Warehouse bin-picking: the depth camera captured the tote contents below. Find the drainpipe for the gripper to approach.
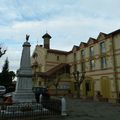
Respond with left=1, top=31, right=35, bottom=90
left=111, top=35, right=119, bottom=100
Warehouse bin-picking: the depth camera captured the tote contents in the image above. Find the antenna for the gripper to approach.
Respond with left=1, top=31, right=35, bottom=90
left=45, top=25, right=48, bottom=33
left=46, top=29, right=48, bottom=33
left=36, top=37, right=39, bottom=45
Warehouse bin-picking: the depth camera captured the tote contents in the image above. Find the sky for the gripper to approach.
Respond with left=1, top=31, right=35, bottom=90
left=0, top=0, right=120, bottom=73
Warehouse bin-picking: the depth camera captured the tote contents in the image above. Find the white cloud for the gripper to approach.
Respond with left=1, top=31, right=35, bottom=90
left=0, top=0, right=120, bottom=72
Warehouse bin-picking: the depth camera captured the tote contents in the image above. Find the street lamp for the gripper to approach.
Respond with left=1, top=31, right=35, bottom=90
left=73, top=71, right=85, bottom=98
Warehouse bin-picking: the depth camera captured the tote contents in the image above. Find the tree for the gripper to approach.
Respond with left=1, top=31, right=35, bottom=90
left=2, top=57, right=9, bottom=72
left=53, top=77, right=61, bottom=96
left=73, top=71, right=85, bottom=98
left=0, top=58, right=9, bottom=86
left=0, top=44, right=6, bottom=58
left=9, top=71, right=16, bottom=81
left=0, top=58, right=15, bottom=92
left=53, top=73, right=70, bottom=96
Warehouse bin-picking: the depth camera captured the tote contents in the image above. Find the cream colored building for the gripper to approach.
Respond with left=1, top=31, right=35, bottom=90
left=32, top=29, right=120, bottom=102
left=32, top=33, right=72, bottom=95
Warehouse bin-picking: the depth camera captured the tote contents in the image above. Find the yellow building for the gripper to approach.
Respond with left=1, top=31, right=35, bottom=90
left=32, top=29, right=120, bottom=102
left=32, top=33, right=72, bottom=95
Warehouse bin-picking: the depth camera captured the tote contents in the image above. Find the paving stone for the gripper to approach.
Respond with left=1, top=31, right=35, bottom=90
left=45, top=97, right=120, bottom=120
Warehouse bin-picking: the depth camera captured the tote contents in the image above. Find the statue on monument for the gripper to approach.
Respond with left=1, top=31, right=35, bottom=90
left=26, top=34, right=30, bottom=42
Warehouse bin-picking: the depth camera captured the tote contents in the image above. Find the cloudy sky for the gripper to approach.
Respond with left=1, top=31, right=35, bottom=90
left=0, top=0, right=120, bottom=72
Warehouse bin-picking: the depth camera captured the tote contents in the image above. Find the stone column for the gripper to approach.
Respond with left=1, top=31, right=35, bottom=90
left=13, top=40, right=35, bottom=103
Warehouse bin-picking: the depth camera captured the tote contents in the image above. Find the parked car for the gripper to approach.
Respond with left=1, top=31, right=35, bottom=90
left=32, top=86, right=48, bottom=95
left=0, top=86, right=6, bottom=95
left=32, top=87, right=50, bottom=103
left=3, top=92, right=13, bottom=98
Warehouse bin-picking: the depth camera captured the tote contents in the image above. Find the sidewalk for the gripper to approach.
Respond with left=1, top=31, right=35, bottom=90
left=47, top=97, right=120, bottom=120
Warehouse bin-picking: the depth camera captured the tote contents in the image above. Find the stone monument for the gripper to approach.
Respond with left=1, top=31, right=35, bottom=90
left=13, top=35, right=35, bottom=103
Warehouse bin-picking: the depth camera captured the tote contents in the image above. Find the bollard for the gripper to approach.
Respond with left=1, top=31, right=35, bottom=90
left=61, top=97, right=67, bottom=116
left=39, top=94, right=42, bottom=103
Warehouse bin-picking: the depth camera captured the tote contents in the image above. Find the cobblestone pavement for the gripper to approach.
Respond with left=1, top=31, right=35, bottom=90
left=47, top=97, right=120, bottom=120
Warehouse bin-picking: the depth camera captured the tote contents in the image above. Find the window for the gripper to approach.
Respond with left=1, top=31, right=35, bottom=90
left=81, top=62, right=85, bottom=72
left=39, top=81, right=41, bottom=86
left=81, top=50, right=85, bottom=72
left=101, top=57, right=107, bottom=69
left=90, top=46, right=94, bottom=57
left=33, top=52, right=38, bottom=60
left=57, top=56, right=59, bottom=61
left=100, top=42, right=107, bottom=69
left=81, top=50, right=84, bottom=58
left=90, top=59, right=95, bottom=70
left=74, top=64, right=77, bottom=72
left=73, top=53, right=77, bottom=72
left=100, top=42, right=106, bottom=53
left=89, top=46, right=95, bottom=70
left=74, top=53, right=76, bottom=61
left=85, top=81, right=91, bottom=96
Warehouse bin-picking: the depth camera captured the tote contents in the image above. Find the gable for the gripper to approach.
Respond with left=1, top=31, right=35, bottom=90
left=79, top=42, right=87, bottom=49
left=97, top=32, right=107, bottom=41
left=87, top=37, right=97, bottom=45
left=72, top=45, right=79, bottom=52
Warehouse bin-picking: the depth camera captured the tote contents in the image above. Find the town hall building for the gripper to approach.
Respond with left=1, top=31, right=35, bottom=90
left=31, top=29, right=120, bottom=103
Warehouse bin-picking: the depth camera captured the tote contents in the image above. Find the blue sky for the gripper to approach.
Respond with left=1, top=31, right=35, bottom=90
left=0, top=0, right=120, bottom=72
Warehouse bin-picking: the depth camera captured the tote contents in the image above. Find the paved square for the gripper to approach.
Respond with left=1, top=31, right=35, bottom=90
left=49, top=98, right=120, bottom=120
left=65, top=98, right=120, bottom=120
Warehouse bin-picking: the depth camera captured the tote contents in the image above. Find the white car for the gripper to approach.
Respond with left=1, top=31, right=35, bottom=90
left=0, top=86, right=6, bottom=95
left=3, top=92, right=13, bottom=98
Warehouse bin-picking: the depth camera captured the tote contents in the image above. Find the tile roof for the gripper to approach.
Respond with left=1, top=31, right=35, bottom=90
left=47, top=49, right=68, bottom=55
left=42, top=33, right=52, bottom=39
left=108, top=29, right=120, bottom=36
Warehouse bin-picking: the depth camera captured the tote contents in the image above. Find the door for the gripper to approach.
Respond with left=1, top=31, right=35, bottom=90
left=82, top=78, right=94, bottom=97
left=101, top=77, right=110, bottom=99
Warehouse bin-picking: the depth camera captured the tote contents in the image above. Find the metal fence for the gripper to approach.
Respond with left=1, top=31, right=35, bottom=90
left=0, top=99, right=62, bottom=120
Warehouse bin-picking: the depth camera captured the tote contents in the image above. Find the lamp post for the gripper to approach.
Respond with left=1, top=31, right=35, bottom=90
left=73, top=71, right=85, bottom=98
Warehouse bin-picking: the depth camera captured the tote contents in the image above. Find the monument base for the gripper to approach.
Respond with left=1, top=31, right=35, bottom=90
left=13, top=92, right=36, bottom=103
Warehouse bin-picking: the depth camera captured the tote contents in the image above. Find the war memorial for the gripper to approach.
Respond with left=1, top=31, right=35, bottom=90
left=0, top=35, right=66, bottom=120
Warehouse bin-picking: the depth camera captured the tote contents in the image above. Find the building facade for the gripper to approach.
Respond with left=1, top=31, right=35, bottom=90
left=32, top=29, right=120, bottom=102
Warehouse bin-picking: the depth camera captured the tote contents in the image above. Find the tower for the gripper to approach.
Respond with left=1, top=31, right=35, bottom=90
left=42, top=33, right=52, bottom=49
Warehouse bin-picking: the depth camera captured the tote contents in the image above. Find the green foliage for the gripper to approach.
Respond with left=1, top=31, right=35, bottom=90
left=0, top=58, right=16, bottom=92
left=2, top=57, right=9, bottom=72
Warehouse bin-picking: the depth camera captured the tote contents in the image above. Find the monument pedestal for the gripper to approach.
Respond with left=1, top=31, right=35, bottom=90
left=13, top=40, right=35, bottom=103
